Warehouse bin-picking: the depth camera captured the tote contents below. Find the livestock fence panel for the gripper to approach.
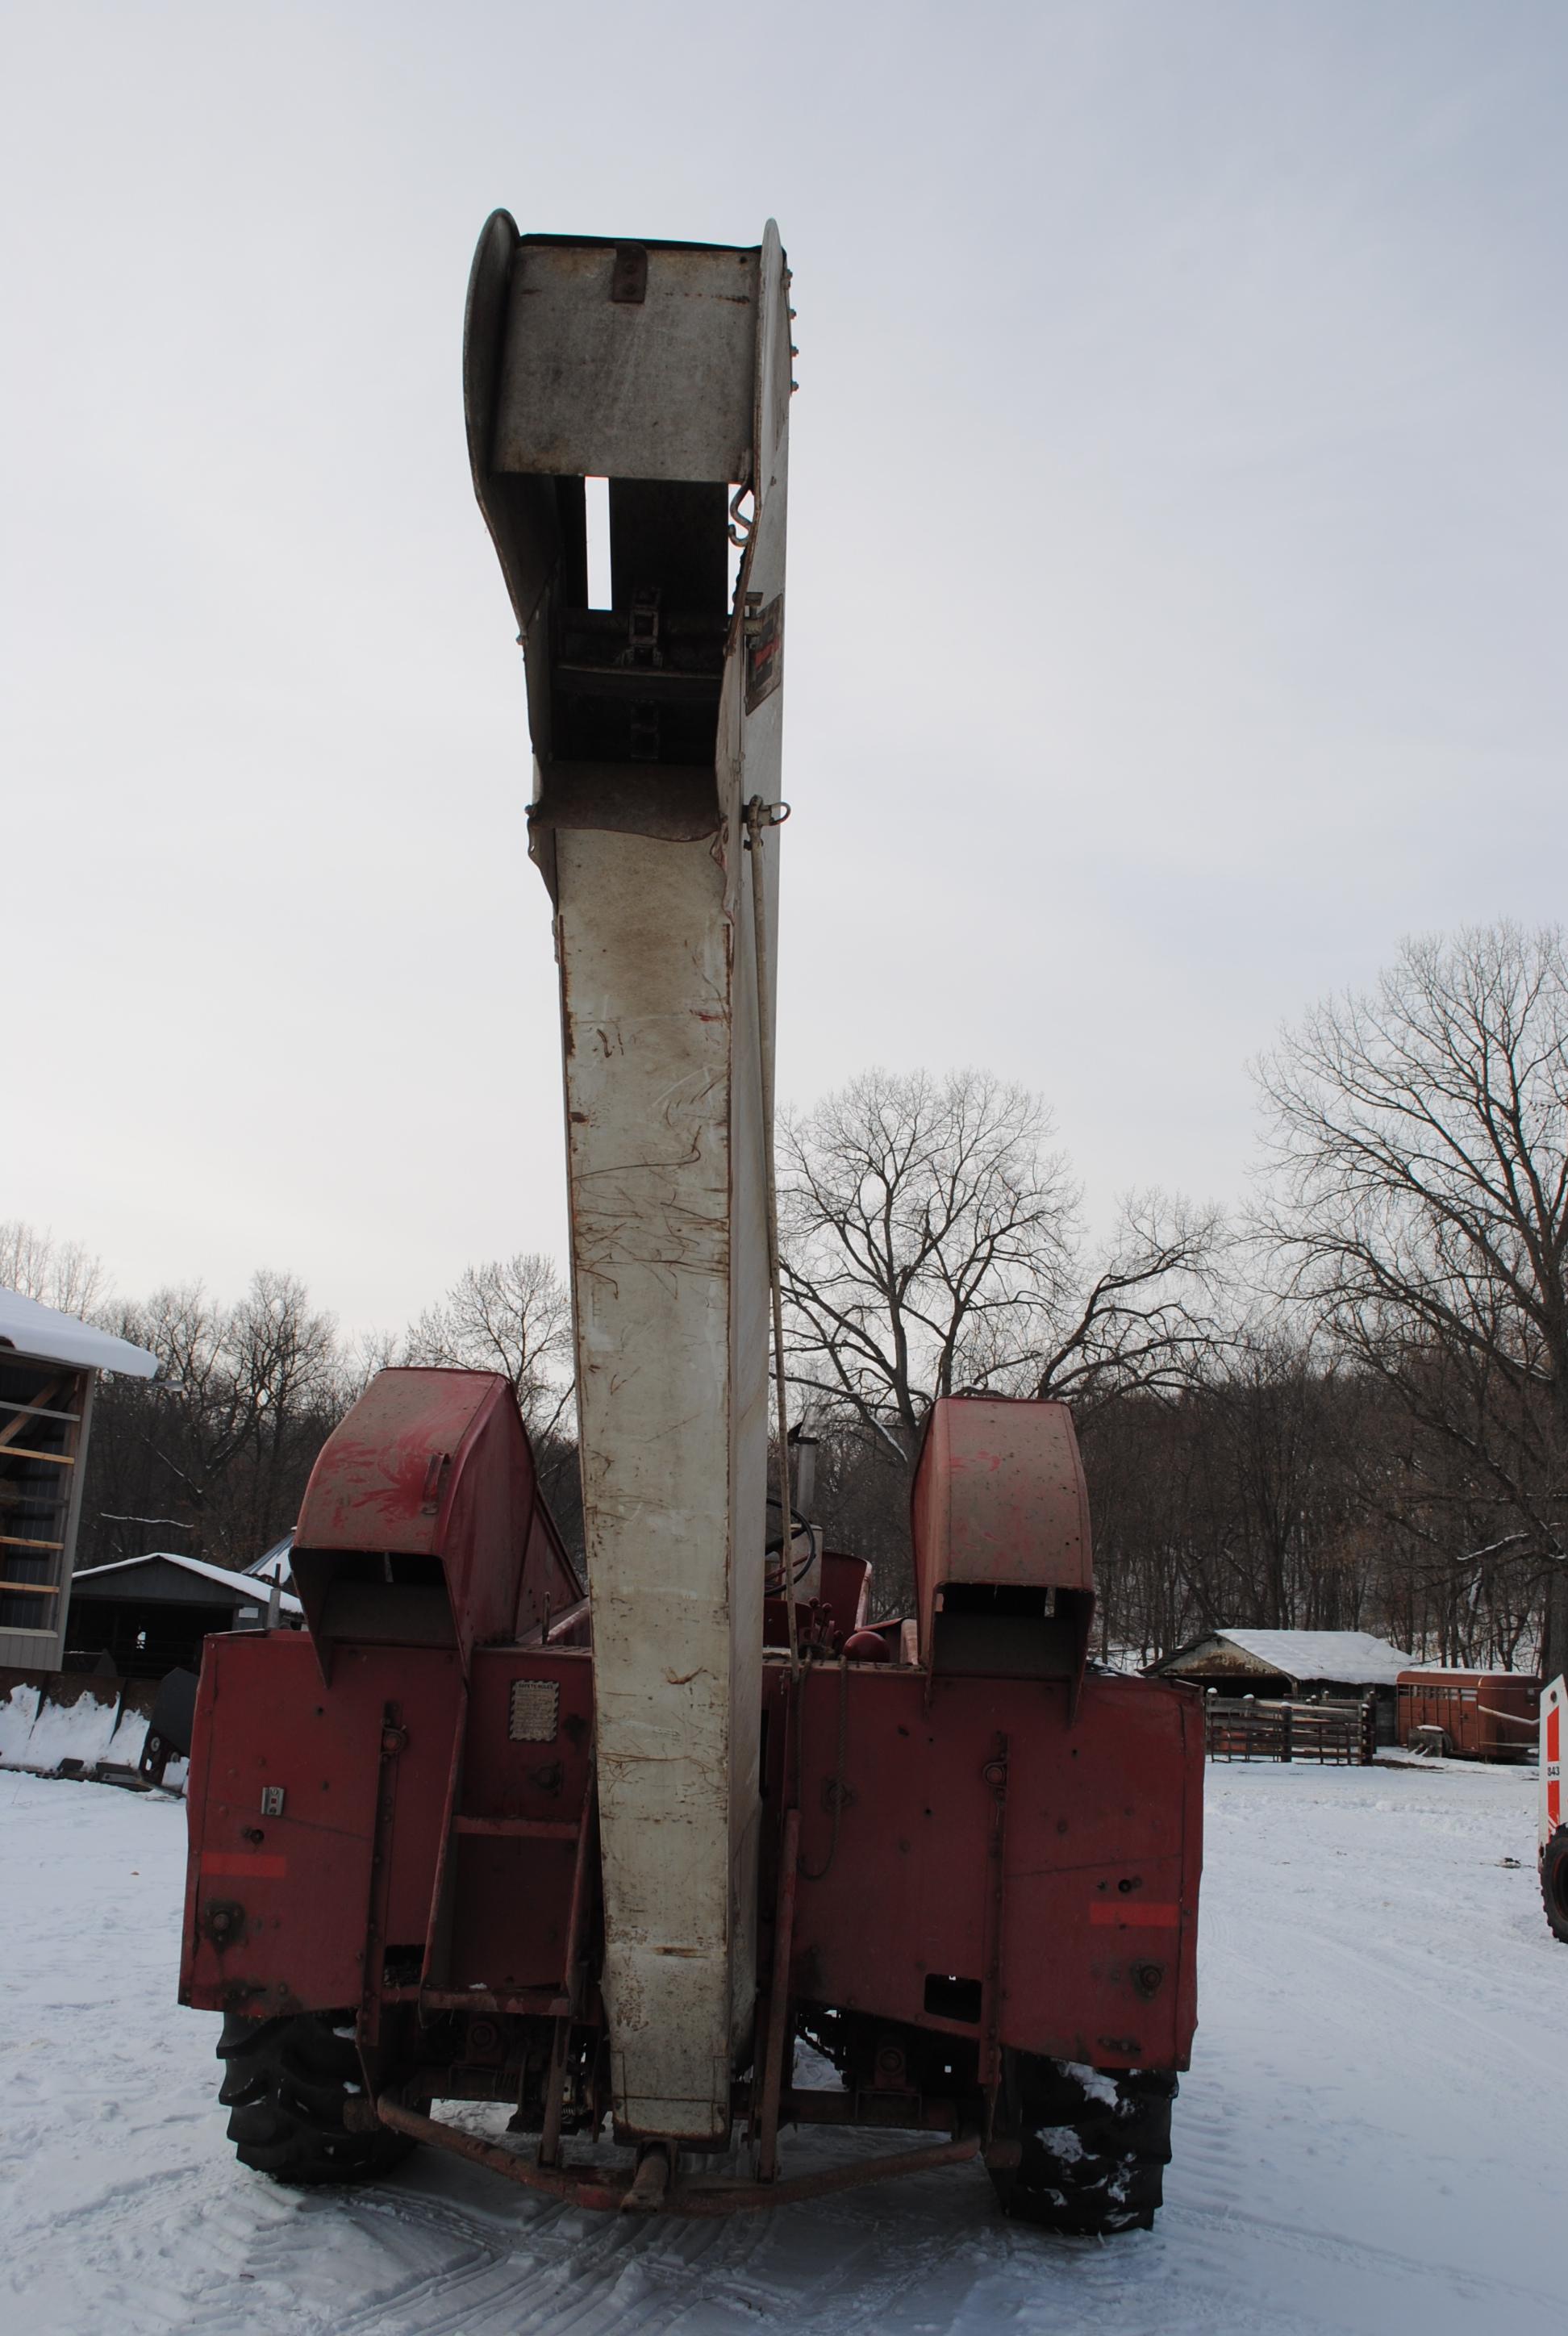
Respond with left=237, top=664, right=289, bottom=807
left=1203, top=1692, right=1376, bottom=1766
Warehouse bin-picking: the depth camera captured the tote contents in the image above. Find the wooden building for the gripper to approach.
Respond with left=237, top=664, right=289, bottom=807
left=0, top=1288, right=158, bottom=1671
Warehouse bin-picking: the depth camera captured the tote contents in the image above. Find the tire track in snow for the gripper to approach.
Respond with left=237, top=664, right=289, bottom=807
left=10, top=1770, right=1568, bottom=2336
left=1177, top=2197, right=1558, bottom=2316
left=9, top=2161, right=300, bottom=2336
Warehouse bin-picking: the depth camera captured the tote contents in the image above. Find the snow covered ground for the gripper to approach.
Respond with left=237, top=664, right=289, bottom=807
left=4, top=1757, right=1566, bottom=2335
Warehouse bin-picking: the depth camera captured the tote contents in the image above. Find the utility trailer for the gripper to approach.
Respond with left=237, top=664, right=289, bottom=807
left=1396, top=1667, right=1541, bottom=1762
left=181, top=215, right=1204, bottom=2227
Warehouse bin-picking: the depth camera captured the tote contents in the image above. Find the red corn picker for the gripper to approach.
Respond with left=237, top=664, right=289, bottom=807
left=180, top=216, right=1204, bottom=2228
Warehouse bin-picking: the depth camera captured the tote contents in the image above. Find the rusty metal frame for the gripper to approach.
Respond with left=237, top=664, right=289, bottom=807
left=753, top=1804, right=799, bottom=2181
left=369, top=2096, right=979, bottom=2214
left=537, top=1755, right=598, bottom=2167
left=357, top=1701, right=407, bottom=2047
left=417, top=1676, right=470, bottom=2007
left=978, top=1731, right=1010, bottom=2094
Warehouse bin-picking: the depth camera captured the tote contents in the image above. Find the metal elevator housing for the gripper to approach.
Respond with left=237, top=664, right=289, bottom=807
left=463, top=218, right=792, bottom=2141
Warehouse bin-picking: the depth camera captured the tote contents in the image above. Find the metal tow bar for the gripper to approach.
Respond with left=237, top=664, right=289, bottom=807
left=361, top=2097, right=982, bottom=2215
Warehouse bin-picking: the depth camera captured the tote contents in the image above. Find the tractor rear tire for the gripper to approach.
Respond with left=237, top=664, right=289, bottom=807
left=216, top=2012, right=416, bottom=2186
left=1542, top=1829, right=1568, bottom=1944
left=989, top=2056, right=1175, bottom=2234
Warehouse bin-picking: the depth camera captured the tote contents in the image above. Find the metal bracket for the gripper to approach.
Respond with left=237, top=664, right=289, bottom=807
left=610, top=244, right=648, bottom=304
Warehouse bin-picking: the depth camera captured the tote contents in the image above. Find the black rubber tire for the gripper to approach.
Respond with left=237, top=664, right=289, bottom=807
left=989, top=2056, right=1175, bottom=2234
left=1542, top=1829, right=1568, bottom=1944
left=216, top=2012, right=416, bottom=2186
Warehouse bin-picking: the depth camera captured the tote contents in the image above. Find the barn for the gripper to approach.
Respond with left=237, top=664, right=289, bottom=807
left=1150, top=1627, right=1416, bottom=1742
left=65, top=1551, right=304, bottom=1679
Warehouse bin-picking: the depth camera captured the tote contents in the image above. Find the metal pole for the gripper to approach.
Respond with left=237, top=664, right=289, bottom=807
left=746, top=796, right=799, bottom=1679
left=756, top=1804, right=800, bottom=2181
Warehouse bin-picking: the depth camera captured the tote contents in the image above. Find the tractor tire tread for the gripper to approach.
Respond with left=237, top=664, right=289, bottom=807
left=989, top=2057, right=1177, bottom=2237
left=1542, top=1828, right=1568, bottom=1944
left=215, top=2012, right=415, bottom=2188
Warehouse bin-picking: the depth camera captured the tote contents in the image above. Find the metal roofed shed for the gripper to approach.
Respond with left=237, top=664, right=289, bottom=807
left=0, top=1287, right=158, bottom=1670
left=66, top=1553, right=303, bottom=1679
left=1151, top=1629, right=1416, bottom=1749
left=1153, top=1629, right=1416, bottom=1693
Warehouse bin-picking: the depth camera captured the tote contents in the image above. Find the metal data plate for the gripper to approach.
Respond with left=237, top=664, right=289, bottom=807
left=509, top=1679, right=560, bottom=1742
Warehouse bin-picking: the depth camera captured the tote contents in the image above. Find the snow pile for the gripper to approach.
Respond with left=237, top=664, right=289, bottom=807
left=3, top=1760, right=1566, bottom=2334
left=0, top=1679, right=152, bottom=1775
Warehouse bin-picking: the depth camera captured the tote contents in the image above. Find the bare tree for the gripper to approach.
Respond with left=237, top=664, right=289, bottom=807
left=1255, top=921, right=1568, bottom=1672
left=402, top=1254, right=574, bottom=1440
left=776, top=1070, right=1220, bottom=1617
left=1021, top=1190, right=1223, bottom=1416
left=778, top=1070, right=1077, bottom=1459
left=780, top=1067, right=1220, bottom=1452
left=84, top=1271, right=346, bottom=1566
left=0, top=1220, right=110, bottom=1317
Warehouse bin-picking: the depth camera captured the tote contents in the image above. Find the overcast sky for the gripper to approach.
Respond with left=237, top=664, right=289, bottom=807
left=5, top=0, right=1566, bottom=1337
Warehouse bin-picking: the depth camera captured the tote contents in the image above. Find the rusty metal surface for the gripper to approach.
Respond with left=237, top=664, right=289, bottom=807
left=183, top=1628, right=1200, bottom=2075
left=765, top=1660, right=1202, bottom=2073
left=1396, top=1668, right=1541, bottom=1759
left=910, top=1397, right=1095, bottom=1681
left=181, top=1637, right=461, bottom=2015
left=754, top=1805, right=799, bottom=2180
left=912, top=1397, right=1093, bottom=1602
left=292, top=1370, right=579, bottom=1674
left=179, top=1637, right=594, bottom=2019
left=294, top=1371, right=503, bottom=1557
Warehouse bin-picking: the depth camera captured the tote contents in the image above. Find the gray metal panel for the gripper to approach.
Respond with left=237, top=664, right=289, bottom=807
left=68, top=1556, right=242, bottom=1609
left=51, top=1371, right=94, bottom=1666
left=0, top=1627, right=60, bottom=1669
left=493, top=241, right=759, bottom=484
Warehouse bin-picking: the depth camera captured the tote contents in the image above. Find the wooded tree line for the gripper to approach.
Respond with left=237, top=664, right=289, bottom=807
left=9, top=919, right=1566, bottom=1675
left=794, top=922, right=1568, bottom=1679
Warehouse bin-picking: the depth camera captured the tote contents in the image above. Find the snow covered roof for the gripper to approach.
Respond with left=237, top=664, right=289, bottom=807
left=1171, top=1628, right=1415, bottom=1685
left=0, top=1288, right=159, bottom=1379
left=71, top=1552, right=302, bottom=1616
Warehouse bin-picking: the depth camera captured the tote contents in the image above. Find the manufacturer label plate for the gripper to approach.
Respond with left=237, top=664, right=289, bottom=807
left=509, top=1679, right=560, bottom=1742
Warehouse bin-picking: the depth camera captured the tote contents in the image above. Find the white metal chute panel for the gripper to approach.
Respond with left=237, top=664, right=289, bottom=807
left=555, top=824, right=758, bottom=2136
left=494, top=239, right=760, bottom=485
left=464, top=215, right=791, bottom=2142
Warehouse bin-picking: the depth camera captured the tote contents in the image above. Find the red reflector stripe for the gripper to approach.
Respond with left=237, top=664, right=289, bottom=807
left=1089, top=1901, right=1180, bottom=1928
left=203, top=1852, right=287, bottom=1879
left=1549, top=1704, right=1562, bottom=1830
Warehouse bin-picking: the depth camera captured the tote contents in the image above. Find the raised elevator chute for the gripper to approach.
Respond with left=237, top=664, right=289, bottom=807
left=463, top=218, right=793, bottom=2142
left=175, top=211, right=1203, bottom=2238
